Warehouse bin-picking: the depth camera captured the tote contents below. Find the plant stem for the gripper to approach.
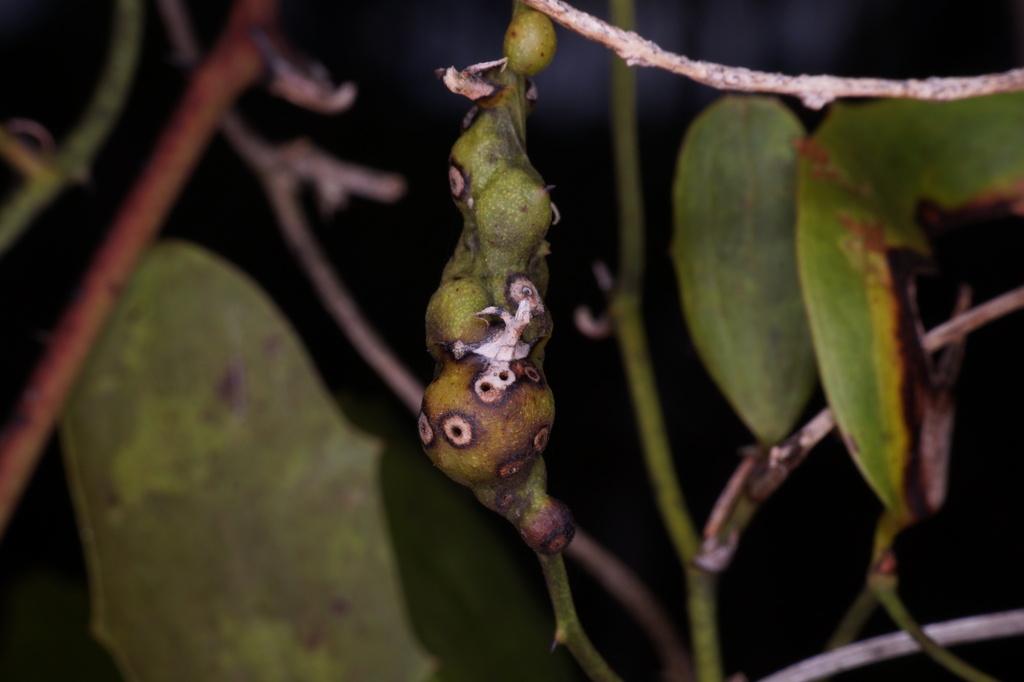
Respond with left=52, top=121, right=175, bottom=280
left=824, top=586, right=877, bottom=652
left=518, top=0, right=1024, bottom=109
left=684, top=566, right=721, bottom=681
left=870, top=517, right=1001, bottom=682
left=606, top=0, right=720, bottom=679
left=607, top=0, right=698, bottom=580
left=570, top=528, right=694, bottom=682
left=872, top=577, right=1001, bottom=682
left=539, top=554, right=624, bottom=682
left=0, top=0, right=143, bottom=258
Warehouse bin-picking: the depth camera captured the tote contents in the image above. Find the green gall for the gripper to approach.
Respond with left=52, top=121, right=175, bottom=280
left=425, top=277, right=491, bottom=358
left=419, top=358, right=554, bottom=488
left=424, top=17, right=570, bottom=554
left=504, top=9, right=557, bottom=76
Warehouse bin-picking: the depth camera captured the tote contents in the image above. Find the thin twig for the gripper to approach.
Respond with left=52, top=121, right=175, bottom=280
left=0, top=122, right=53, bottom=179
left=756, top=609, right=1024, bottom=682
left=701, top=453, right=756, bottom=543
left=766, top=282, right=1024, bottom=483
left=924, top=283, right=1024, bottom=352
left=158, top=0, right=419, bottom=413
left=518, top=0, right=1024, bottom=109
left=220, top=114, right=423, bottom=414
left=570, top=528, right=694, bottom=682
left=0, top=0, right=277, bottom=538
left=540, top=554, right=624, bottom=682
left=606, top=0, right=718, bottom=678
left=869, top=527, right=1001, bottom=682
left=0, top=0, right=143, bottom=258
left=823, top=586, right=877, bottom=653
left=698, top=282, right=1024, bottom=570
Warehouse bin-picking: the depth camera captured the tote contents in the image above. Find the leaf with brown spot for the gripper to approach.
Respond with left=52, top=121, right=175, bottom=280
left=798, top=93, right=1024, bottom=527
left=61, top=240, right=433, bottom=681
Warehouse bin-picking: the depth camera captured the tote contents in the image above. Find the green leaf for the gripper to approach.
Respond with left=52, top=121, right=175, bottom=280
left=797, top=93, right=1024, bottom=526
left=61, top=240, right=434, bottom=682
left=360, top=400, right=581, bottom=682
left=672, top=95, right=816, bottom=446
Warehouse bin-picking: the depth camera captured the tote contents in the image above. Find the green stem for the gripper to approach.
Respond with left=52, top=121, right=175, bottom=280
left=607, top=0, right=698, bottom=580
left=684, top=566, right=721, bottom=681
left=870, top=517, right=1001, bottom=682
left=539, top=554, right=624, bottom=682
left=606, top=1, right=720, bottom=680
left=0, top=0, right=144, bottom=258
left=824, top=585, right=877, bottom=652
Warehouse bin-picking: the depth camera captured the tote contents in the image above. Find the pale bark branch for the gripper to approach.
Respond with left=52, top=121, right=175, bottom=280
left=755, top=608, right=1024, bottom=682
left=519, top=0, right=1024, bottom=109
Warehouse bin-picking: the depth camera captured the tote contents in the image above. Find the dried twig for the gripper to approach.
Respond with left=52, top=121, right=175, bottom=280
left=755, top=608, right=1024, bottom=682
left=698, top=283, right=1024, bottom=569
left=519, top=0, right=1024, bottom=109
left=220, top=114, right=422, bottom=413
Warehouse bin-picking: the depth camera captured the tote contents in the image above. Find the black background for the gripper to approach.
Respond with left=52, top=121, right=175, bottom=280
left=1, top=0, right=1023, bottom=680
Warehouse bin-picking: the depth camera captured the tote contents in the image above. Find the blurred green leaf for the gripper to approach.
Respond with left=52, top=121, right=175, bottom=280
left=61, top=240, right=433, bottom=682
left=0, top=570, right=123, bottom=682
left=344, top=395, right=581, bottom=682
left=797, top=93, right=1024, bottom=525
left=672, top=95, right=816, bottom=447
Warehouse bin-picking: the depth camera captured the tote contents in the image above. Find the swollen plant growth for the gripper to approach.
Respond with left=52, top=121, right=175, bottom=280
left=419, top=7, right=572, bottom=556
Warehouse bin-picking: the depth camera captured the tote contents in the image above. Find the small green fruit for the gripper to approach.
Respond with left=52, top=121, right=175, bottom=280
left=504, top=9, right=557, bottom=76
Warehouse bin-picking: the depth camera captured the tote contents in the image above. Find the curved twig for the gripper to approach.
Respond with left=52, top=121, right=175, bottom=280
left=571, top=528, right=693, bottom=682
left=220, top=114, right=421, bottom=413
left=519, top=0, right=1024, bottom=109
left=540, top=554, right=624, bottom=682
left=0, top=0, right=143, bottom=258
left=699, top=282, right=1024, bottom=570
left=766, top=282, right=1024, bottom=482
left=756, top=609, right=1024, bottom=682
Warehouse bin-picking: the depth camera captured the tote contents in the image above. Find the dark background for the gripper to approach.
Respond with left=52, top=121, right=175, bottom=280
left=1, top=0, right=1023, bottom=679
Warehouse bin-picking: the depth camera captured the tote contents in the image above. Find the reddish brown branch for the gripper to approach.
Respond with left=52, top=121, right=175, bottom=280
left=0, top=0, right=280, bottom=537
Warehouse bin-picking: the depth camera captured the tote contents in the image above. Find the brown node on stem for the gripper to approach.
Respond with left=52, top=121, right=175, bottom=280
left=520, top=497, right=575, bottom=555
